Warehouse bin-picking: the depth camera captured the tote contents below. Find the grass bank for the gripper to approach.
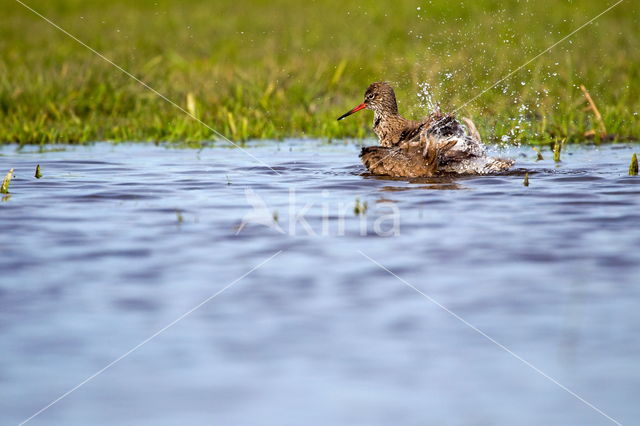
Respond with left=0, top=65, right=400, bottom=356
left=1, top=0, right=638, bottom=145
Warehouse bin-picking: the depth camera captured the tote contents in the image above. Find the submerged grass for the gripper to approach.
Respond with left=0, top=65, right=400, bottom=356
left=1, top=169, right=14, bottom=194
left=553, top=139, right=563, bottom=162
left=532, top=147, right=544, bottom=161
left=1, top=0, right=639, bottom=145
left=354, top=198, right=368, bottom=216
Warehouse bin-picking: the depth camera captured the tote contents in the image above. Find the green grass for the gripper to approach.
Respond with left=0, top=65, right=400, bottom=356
left=1, top=169, right=14, bottom=194
left=1, top=0, right=639, bottom=145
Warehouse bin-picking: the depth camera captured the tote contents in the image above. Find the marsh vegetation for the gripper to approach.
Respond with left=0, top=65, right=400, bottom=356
left=1, top=0, right=638, bottom=144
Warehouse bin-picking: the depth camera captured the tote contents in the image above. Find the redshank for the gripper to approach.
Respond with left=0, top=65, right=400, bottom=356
left=337, top=82, right=513, bottom=177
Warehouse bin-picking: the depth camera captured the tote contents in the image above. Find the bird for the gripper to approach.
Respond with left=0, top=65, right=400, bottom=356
left=360, top=133, right=458, bottom=178
left=337, top=81, right=513, bottom=177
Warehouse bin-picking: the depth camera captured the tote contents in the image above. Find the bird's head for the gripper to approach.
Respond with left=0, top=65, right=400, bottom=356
left=337, top=81, right=399, bottom=121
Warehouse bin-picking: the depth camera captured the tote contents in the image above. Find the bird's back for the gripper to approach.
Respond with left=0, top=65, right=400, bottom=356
left=360, top=145, right=433, bottom=178
left=374, top=115, right=424, bottom=147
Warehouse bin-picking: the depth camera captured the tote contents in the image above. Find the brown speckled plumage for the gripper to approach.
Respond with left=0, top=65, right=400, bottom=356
left=361, top=134, right=458, bottom=178
left=351, top=82, right=463, bottom=147
left=338, top=81, right=515, bottom=177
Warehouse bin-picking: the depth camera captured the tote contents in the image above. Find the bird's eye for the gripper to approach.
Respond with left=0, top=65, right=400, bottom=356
left=365, top=93, right=374, bottom=101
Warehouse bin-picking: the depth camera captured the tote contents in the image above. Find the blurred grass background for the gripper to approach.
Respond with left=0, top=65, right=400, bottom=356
left=1, top=0, right=638, bottom=145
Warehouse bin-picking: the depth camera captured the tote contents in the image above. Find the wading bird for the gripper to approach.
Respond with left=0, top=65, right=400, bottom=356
left=338, top=82, right=513, bottom=177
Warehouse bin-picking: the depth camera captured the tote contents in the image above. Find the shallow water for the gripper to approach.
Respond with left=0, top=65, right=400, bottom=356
left=1, top=141, right=639, bottom=426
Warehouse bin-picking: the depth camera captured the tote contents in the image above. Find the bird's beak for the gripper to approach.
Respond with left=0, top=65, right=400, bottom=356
left=337, top=103, right=367, bottom=121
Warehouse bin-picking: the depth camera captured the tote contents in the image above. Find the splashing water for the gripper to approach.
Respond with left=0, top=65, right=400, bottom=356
left=505, top=103, right=533, bottom=145
left=417, top=81, right=439, bottom=113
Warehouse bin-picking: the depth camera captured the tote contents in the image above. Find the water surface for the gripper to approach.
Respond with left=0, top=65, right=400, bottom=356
left=1, top=141, right=639, bottom=426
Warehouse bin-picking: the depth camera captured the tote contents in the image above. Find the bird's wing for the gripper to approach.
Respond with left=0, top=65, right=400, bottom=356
left=397, top=121, right=426, bottom=144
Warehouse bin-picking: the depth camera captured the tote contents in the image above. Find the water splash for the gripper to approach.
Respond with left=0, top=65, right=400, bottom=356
left=417, top=81, right=439, bottom=113
left=500, top=103, right=531, bottom=145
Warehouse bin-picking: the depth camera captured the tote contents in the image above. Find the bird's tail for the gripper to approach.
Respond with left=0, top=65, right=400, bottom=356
left=461, top=117, right=482, bottom=143
left=422, top=134, right=458, bottom=175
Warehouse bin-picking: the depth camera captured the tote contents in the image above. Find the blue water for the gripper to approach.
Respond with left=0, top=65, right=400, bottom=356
left=1, top=141, right=639, bottom=426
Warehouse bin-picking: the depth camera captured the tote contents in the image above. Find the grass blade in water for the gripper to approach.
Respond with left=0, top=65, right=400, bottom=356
left=354, top=197, right=368, bottom=215
left=1, top=169, right=14, bottom=194
left=630, top=153, right=639, bottom=176
left=553, top=140, right=562, bottom=163
left=532, top=147, right=544, bottom=161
